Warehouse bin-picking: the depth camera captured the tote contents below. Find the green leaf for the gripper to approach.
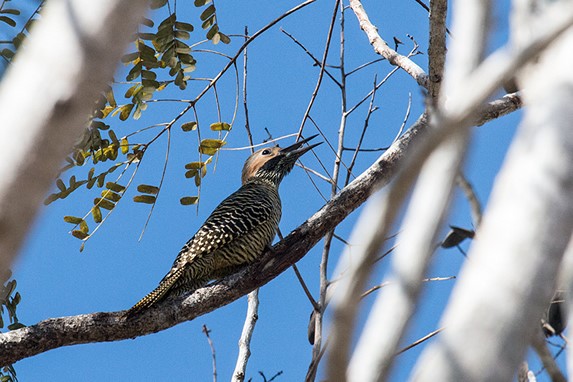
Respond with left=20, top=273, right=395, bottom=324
left=220, top=33, right=231, bottom=44
left=121, top=52, right=139, bottom=63
left=210, top=122, right=231, bottom=131
left=101, top=190, right=121, bottom=202
left=79, top=220, right=89, bottom=234
left=142, top=18, right=155, bottom=28
left=202, top=16, right=215, bottom=30
left=185, top=161, right=206, bottom=169
left=63, top=216, right=84, bottom=225
left=175, top=21, right=194, bottom=32
left=175, top=30, right=190, bottom=40
left=0, top=9, right=21, bottom=15
left=206, top=24, right=219, bottom=40
left=200, top=5, right=216, bottom=21
left=0, top=16, right=16, bottom=27
left=108, top=130, right=119, bottom=145
left=181, top=121, right=197, bottom=131
left=138, top=32, right=156, bottom=41
left=150, top=0, right=168, bottom=9
left=106, top=182, right=126, bottom=193
left=126, top=62, right=142, bottom=81
left=133, top=195, right=157, bottom=204
left=1, top=48, right=14, bottom=59
left=137, top=184, right=160, bottom=195
left=185, top=169, right=198, bottom=178
left=71, top=230, right=89, bottom=240
left=119, top=104, right=134, bottom=121
left=199, top=139, right=226, bottom=155
left=56, top=179, right=66, bottom=192
left=194, top=0, right=208, bottom=6
left=7, top=322, right=25, bottom=330
left=44, top=193, right=59, bottom=205
left=180, top=196, right=199, bottom=205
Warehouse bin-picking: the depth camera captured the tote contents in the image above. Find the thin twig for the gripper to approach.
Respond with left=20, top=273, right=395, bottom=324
left=295, top=163, right=333, bottom=184
left=307, top=2, right=346, bottom=380
left=242, top=26, right=254, bottom=152
left=395, top=327, right=444, bottom=356
left=344, top=76, right=379, bottom=186
left=296, top=0, right=341, bottom=138
left=280, top=28, right=343, bottom=88
left=202, top=325, right=218, bottom=382
left=293, top=264, right=319, bottom=310
left=456, top=173, right=483, bottom=227
left=346, top=58, right=385, bottom=76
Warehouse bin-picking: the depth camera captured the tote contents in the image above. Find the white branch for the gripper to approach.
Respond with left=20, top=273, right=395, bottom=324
left=347, top=129, right=469, bottom=382
left=412, top=23, right=573, bottom=382
left=232, top=289, right=259, bottom=382
left=0, top=0, right=149, bottom=273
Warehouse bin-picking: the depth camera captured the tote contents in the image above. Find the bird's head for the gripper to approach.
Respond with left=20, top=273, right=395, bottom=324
left=241, top=134, right=321, bottom=185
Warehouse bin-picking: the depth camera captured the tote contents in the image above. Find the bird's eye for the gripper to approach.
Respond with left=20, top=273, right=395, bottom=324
left=262, top=149, right=271, bottom=155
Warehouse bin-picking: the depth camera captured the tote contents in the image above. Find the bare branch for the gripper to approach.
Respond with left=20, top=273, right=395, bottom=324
left=232, top=290, right=259, bottom=382
left=456, top=173, right=483, bottom=227
left=531, top=329, right=566, bottom=382
left=413, top=21, right=573, bottom=382
left=202, top=325, right=218, bottom=382
left=428, top=0, right=447, bottom=99
left=348, top=0, right=429, bottom=88
left=395, top=327, right=444, bottom=356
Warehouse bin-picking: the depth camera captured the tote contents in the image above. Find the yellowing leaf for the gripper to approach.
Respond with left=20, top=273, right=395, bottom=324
left=71, top=230, right=89, bottom=240
left=180, top=196, right=199, bottom=205
left=199, top=139, right=226, bottom=155
left=63, top=216, right=83, bottom=224
left=210, top=122, right=231, bottom=131
left=105, top=182, right=126, bottom=193
left=137, top=184, right=160, bottom=195
left=181, top=121, right=198, bottom=131
left=133, top=195, right=157, bottom=204
left=94, top=198, right=115, bottom=210
left=92, top=206, right=102, bottom=223
left=185, top=161, right=205, bottom=169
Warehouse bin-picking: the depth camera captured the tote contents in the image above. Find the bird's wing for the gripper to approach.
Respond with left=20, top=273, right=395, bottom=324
left=168, top=182, right=277, bottom=272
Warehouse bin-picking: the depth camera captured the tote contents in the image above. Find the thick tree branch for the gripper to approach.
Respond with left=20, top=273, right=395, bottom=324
left=0, top=95, right=520, bottom=367
left=428, top=0, right=447, bottom=99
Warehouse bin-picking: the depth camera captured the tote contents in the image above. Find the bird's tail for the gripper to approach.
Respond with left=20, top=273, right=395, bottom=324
left=124, top=267, right=186, bottom=318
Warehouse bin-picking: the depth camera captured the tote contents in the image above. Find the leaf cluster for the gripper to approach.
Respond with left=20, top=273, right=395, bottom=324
left=0, top=272, right=23, bottom=382
left=0, top=0, right=41, bottom=65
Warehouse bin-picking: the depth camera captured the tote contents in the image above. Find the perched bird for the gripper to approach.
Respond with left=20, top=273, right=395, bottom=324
left=126, top=135, right=320, bottom=317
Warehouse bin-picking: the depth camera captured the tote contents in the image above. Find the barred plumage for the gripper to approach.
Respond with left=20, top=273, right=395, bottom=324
left=126, top=135, right=320, bottom=317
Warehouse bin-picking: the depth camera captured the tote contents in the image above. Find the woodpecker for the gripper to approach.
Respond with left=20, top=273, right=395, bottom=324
left=126, top=135, right=320, bottom=317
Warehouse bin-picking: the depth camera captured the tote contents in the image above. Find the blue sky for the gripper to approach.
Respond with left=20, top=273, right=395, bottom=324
left=6, top=0, right=563, bottom=381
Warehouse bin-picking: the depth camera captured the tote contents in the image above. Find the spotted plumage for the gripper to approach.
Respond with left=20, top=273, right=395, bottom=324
left=125, top=135, right=320, bottom=317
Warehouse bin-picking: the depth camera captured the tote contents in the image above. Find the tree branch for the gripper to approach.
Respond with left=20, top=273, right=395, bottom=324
left=0, top=95, right=520, bottom=367
left=349, top=0, right=429, bottom=88
left=0, top=0, right=149, bottom=274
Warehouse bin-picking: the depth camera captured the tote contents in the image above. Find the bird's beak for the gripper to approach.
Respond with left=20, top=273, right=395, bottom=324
left=280, top=134, right=322, bottom=157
